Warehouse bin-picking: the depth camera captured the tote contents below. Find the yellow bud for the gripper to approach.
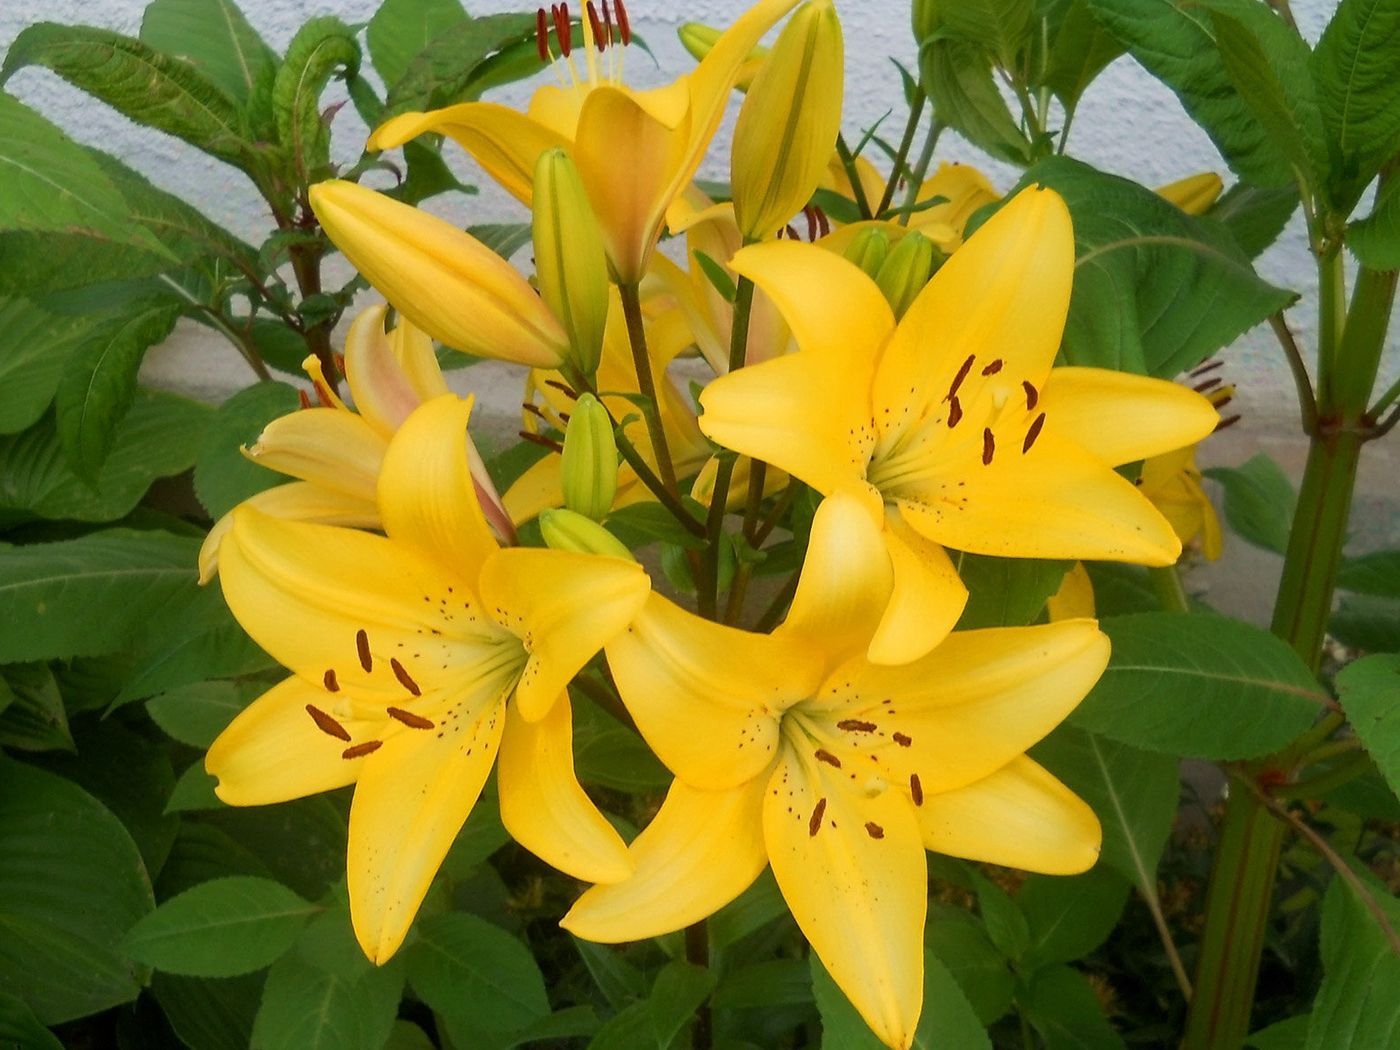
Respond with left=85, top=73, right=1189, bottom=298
left=533, top=149, right=611, bottom=379
left=309, top=180, right=567, bottom=368
left=730, top=0, right=844, bottom=241
left=678, top=22, right=768, bottom=90
left=1155, top=172, right=1224, bottom=216
left=539, top=509, right=634, bottom=561
left=841, top=226, right=890, bottom=278
left=560, top=393, right=618, bottom=521
left=875, top=231, right=938, bottom=319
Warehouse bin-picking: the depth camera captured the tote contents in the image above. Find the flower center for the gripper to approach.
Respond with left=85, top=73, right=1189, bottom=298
left=535, top=1, right=634, bottom=96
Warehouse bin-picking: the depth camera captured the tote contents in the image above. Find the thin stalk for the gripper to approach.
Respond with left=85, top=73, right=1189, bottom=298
left=1314, top=247, right=1345, bottom=406
left=876, top=90, right=927, bottom=218
left=1273, top=750, right=1369, bottom=801
left=287, top=240, right=338, bottom=390
left=1269, top=314, right=1319, bottom=435
left=741, top=462, right=768, bottom=542
left=1141, top=885, right=1194, bottom=1002
left=1332, top=268, right=1399, bottom=416
left=1372, top=374, right=1400, bottom=417
left=618, top=282, right=681, bottom=496
left=835, top=133, right=875, bottom=220
left=898, top=120, right=943, bottom=227
left=750, top=479, right=798, bottom=549
left=685, top=923, right=713, bottom=1050
left=606, top=417, right=707, bottom=538
left=1149, top=565, right=1189, bottom=614
left=724, top=562, right=753, bottom=626
left=755, top=571, right=800, bottom=631
left=156, top=276, right=272, bottom=382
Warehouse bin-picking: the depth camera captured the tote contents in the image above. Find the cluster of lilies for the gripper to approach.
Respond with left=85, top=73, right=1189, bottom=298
left=197, top=1, right=1223, bottom=1044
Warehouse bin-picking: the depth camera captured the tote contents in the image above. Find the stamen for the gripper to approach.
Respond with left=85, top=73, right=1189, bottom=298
left=804, top=206, right=818, bottom=242
left=298, top=389, right=313, bottom=410
left=1023, top=412, right=1046, bottom=454
left=613, top=0, right=631, bottom=44
left=946, top=354, right=975, bottom=401
left=536, top=8, right=550, bottom=62
left=356, top=628, right=373, bottom=672
left=864, top=821, right=885, bottom=839
left=305, top=704, right=351, bottom=741
left=808, top=797, right=827, bottom=836
left=947, top=396, right=963, bottom=429
left=323, top=669, right=340, bottom=692
left=982, top=428, right=996, bottom=465
left=814, top=749, right=842, bottom=768
left=1191, top=359, right=1224, bottom=377
left=387, top=706, right=435, bottom=729
left=544, top=379, right=579, bottom=399
left=520, top=430, right=564, bottom=453
left=892, top=732, right=912, bottom=748
left=837, top=719, right=877, bottom=733
left=390, top=657, right=422, bottom=697
left=553, top=3, right=572, bottom=58
left=909, top=772, right=924, bottom=806
left=1194, top=376, right=1223, bottom=393
left=980, top=358, right=1004, bottom=377
left=1216, top=413, right=1242, bottom=431
left=586, top=2, right=606, bottom=50
left=813, top=206, right=831, bottom=239
left=602, top=0, right=615, bottom=44
left=342, top=740, right=383, bottom=759
left=1022, top=380, right=1039, bottom=411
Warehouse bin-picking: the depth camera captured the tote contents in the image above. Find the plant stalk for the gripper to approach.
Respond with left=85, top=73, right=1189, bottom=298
left=618, top=282, right=682, bottom=497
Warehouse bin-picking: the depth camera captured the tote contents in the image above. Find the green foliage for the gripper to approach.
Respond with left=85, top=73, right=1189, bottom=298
left=1040, top=0, right=1126, bottom=108
left=1021, top=965, right=1128, bottom=1048
left=1302, top=877, right=1400, bottom=1048
left=0, top=664, right=71, bottom=752
left=367, top=0, right=468, bottom=86
left=1018, top=867, right=1132, bottom=971
left=1207, top=181, right=1299, bottom=258
left=940, top=0, right=1033, bottom=70
left=919, top=37, right=1033, bottom=165
left=194, top=381, right=300, bottom=519
left=955, top=554, right=1071, bottom=628
left=140, top=0, right=279, bottom=117
left=383, top=13, right=539, bottom=115
left=1348, top=176, right=1400, bottom=269
left=272, top=17, right=361, bottom=181
left=1204, top=452, right=1297, bottom=554
left=1335, top=654, right=1400, bottom=798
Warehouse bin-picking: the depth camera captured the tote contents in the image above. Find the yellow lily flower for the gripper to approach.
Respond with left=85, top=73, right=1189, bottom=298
left=199, top=306, right=513, bottom=582
left=365, top=0, right=800, bottom=283
left=207, top=394, right=649, bottom=964
left=698, top=186, right=1220, bottom=662
left=564, top=490, right=1106, bottom=1049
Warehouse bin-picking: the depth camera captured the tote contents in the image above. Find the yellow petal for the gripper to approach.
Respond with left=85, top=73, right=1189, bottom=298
left=246, top=407, right=385, bottom=502
left=604, top=594, right=817, bottom=789
left=911, top=162, right=1000, bottom=245
left=309, top=181, right=566, bottom=367
left=871, top=510, right=968, bottom=664
left=915, top=756, right=1101, bottom=875
left=480, top=547, right=650, bottom=722
left=206, top=676, right=377, bottom=805
left=1046, top=562, right=1096, bottom=621
left=390, top=318, right=449, bottom=403
left=1155, top=172, right=1223, bottom=216
left=561, top=775, right=770, bottom=942
left=368, top=102, right=566, bottom=207
left=503, top=453, right=565, bottom=526
left=378, top=394, right=500, bottom=582
left=198, top=482, right=381, bottom=585
left=1040, top=367, right=1219, bottom=467
left=497, top=692, right=632, bottom=883
left=348, top=686, right=508, bottom=963
left=343, top=305, right=424, bottom=436
left=764, top=748, right=925, bottom=1050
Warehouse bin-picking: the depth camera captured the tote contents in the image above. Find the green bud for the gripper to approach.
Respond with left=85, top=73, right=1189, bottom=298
left=560, top=393, right=618, bottom=521
left=841, top=227, right=891, bottom=279
left=875, top=231, right=938, bottom=319
left=539, top=509, right=634, bottom=561
left=533, top=148, right=610, bottom=379
left=912, top=0, right=940, bottom=42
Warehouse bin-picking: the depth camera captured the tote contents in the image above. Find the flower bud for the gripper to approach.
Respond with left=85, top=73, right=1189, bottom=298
left=539, top=509, right=634, bottom=560
left=874, top=231, right=938, bottom=319
left=841, top=226, right=890, bottom=278
left=1156, top=172, right=1224, bottom=216
left=560, top=393, right=618, bottom=521
left=678, top=22, right=767, bottom=90
left=532, top=149, right=611, bottom=379
left=730, top=0, right=844, bottom=241
left=912, top=0, right=940, bottom=42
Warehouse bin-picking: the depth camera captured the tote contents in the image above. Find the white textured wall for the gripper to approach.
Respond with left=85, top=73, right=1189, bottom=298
left=1, top=0, right=1388, bottom=430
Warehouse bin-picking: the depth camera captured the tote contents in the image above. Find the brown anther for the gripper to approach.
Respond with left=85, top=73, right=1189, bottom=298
left=1193, top=376, right=1223, bottom=393
left=864, top=821, right=885, bottom=839
left=387, top=706, right=435, bottom=730
left=390, top=657, right=421, bottom=697
left=520, top=430, right=565, bottom=453
left=1216, top=413, right=1242, bottom=431
left=522, top=402, right=551, bottom=422
left=1191, top=359, right=1224, bottom=377
left=813, top=206, right=831, bottom=239
left=837, top=719, right=878, bottom=733
left=602, top=0, right=615, bottom=44
left=586, top=1, right=606, bottom=49
left=342, top=740, right=383, bottom=759
left=892, top=732, right=912, bottom=748
left=1022, top=380, right=1039, bottom=411
left=783, top=223, right=800, bottom=240
left=946, top=354, right=975, bottom=401
left=814, top=749, right=842, bottom=768
left=980, top=358, right=1004, bottom=377
left=947, top=396, right=963, bottom=429
left=536, top=8, right=550, bottom=61
left=305, top=704, right=351, bottom=741
left=553, top=3, right=572, bottom=57
left=808, top=797, right=827, bottom=836
left=982, top=427, right=996, bottom=465
left=613, top=0, right=631, bottom=44
left=909, top=773, right=924, bottom=806
left=298, top=389, right=313, bottom=410
left=355, top=628, right=373, bottom=672
left=804, top=206, right=818, bottom=242
left=544, top=379, right=579, bottom=399
left=1214, top=394, right=1235, bottom=412
left=333, top=353, right=346, bottom=375
left=1023, top=412, right=1046, bottom=454
left=323, top=669, right=340, bottom=693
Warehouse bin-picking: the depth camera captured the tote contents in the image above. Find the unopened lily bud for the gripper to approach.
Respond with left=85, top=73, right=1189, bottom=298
left=1156, top=172, right=1224, bottom=216
left=533, top=149, right=610, bottom=379
left=678, top=22, right=768, bottom=90
left=730, top=0, right=844, bottom=241
left=842, top=226, right=890, bottom=279
left=560, top=393, right=618, bottom=521
left=309, top=180, right=567, bottom=368
left=875, top=231, right=938, bottom=319
left=540, top=509, right=634, bottom=560
left=912, top=0, right=940, bottom=41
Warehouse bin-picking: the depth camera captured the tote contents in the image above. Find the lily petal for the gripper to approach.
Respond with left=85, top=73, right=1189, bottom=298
left=561, top=775, right=769, bottom=942
left=390, top=317, right=449, bottom=403
left=497, top=692, right=632, bottom=883
left=764, top=748, right=925, bottom=1050
left=872, top=509, right=967, bottom=665
left=246, top=407, right=385, bottom=502
left=343, top=305, right=425, bottom=437
left=915, top=756, right=1101, bottom=875
left=480, top=547, right=650, bottom=722
left=1041, top=367, right=1219, bottom=467
left=605, top=594, right=817, bottom=789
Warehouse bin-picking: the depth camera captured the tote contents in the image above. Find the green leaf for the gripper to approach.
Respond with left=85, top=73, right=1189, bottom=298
left=272, top=18, right=360, bottom=180
left=0, top=991, right=64, bottom=1050
left=812, top=949, right=992, bottom=1049
left=1021, top=964, right=1128, bottom=1048
left=1, top=25, right=254, bottom=169
left=123, top=876, right=317, bottom=978
left=1082, top=0, right=1291, bottom=185
left=0, top=390, right=211, bottom=524
left=140, top=0, right=278, bottom=116
left=54, top=298, right=183, bottom=482
left=147, top=681, right=250, bottom=749
left=404, top=912, right=550, bottom=1043
left=956, top=555, right=1070, bottom=628
left=941, top=0, right=1033, bottom=68
left=1349, top=175, right=1400, bottom=269
left=1009, top=157, right=1293, bottom=376
left=1069, top=612, right=1325, bottom=758
left=1302, top=876, right=1400, bottom=1049
left=367, top=0, right=468, bottom=86
left=713, top=959, right=813, bottom=1010
left=1207, top=181, right=1299, bottom=258
left=1338, top=551, right=1400, bottom=597
left=0, top=530, right=201, bottom=663
left=573, top=690, right=671, bottom=793
left=0, top=663, right=71, bottom=752
left=924, top=902, right=1015, bottom=1025
left=167, top=761, right=223, bottom=813
left=1336, top=654, right=1400, bottom=799
left=1018, top=866, right=1132, bottom=970
left=1246, top=1014, right=1311, bottom=1049
left=194, top=381, right=300, bottom=519
left=151, top=971, right=264, bottom=1050
left=384, top=14, right=537, bottom=116
left=972, top=871, right=1031, bottom=959
left=1040, top=0, right=1126, bottom=107
left=920, top=37, right=1033, bottom=165
left=1311, top=0, right=1400, bottom=207
left=574, top=938, right=646, bottom=1010
left=0, top=756, right=154, bottom=1024
left=1331, top=592, right=1400, bottom=653
left=648, top=961, right=716, bottom=1049
left=0, top=296, right=106, bottom=434
left=1202, top=452, right=1296, bottom=554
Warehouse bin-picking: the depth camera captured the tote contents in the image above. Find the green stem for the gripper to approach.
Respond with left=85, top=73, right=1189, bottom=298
left=602, top=407, right=706, bottom=539
left=617, top=282, right=681, bottom=496
left=899, top=120, right=943, bottom=227
left=685, top=922, right=713, bottom=1050
left=1314, top=247, right=1345, bottom=407
left=1273, top=749, right=1368, bottom=801
left=876, top=90, right=927, bottom=218
left=1334, top=268, right=1399, bottom=416
left=1149, top=564, right=1189, bottom=614
left=835, top=133, right=875, bottom=220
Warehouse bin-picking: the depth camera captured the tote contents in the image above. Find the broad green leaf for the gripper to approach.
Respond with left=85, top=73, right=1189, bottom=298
left=151, top=971, right=265, bottom=1050
left=972, top=871, right=1031, bottom=959
left=1018, top=866, right=1132, bottom=971
left=1041, top=0, right=1126, bottom=108
left=1009, top=157, right=1293, bottom=376
left=1336, top=654, right=1400, bottom=799
left=1207, top=181, right=1299, bottom=258
left=156, top=822, right=274, bottom=898
left=1311, top=0, right=1400, bottom=207
left=0, top=663, right=71, bottom=752
left=713, top=959, right=813, bottom=1010
left=1, top=25, right=253, bottom=169
left=573, top=691, right=671, bottom=793
left=956, top=554, right=1071, bottom=628
left=194, top=381, right=299, bottom=519
left=1349, top=175, right=1400, bottom=269
left=925, top=902, right=1015, bottom=1025
left=54, top=298, right=183, bottom=482
left=1022, top=964, right=1128, bottom=1048
left=140, top=0, right=278, bottom=115
left=147, top=681, right=250, bottom=749
left=0, top=529, right=201, bottom=663
left=469, top=221, right=533, bottom=261
left=367, top=0, right=468, bottom=86
left=941, top=0, right=1033, bottom=68
left=1203, top=452, right=1296, bottom=554
left=710, top=870, right=790, bottom=950
left=0, top=991, right=64, bottom=1050
left=384, top=14, right=559, bottom=116
left=1246, top=1014, right=1311, bottom=1049
left=0, top=390, right=211, bottom=524
left=0, top=296, right=110, bottom=434
left=203, top=796, right=347, bottom=902
left=0, top=757, right=154, bottom=1024
left=404, top=912, right=550, bottom=1044
left=1338, top=551, right=1400, bottom=597
left=1303, top=877, right=1400, bottom=1050
left=812, top=950, right=992, bottom=1049
left=123, top=876, right=317, bottom=978
left=250, top=934, right=402, bottom=1050
left=272, top=17, right=361, bottom=180
left=920, top=37, right=1033, bottom=166
left=1083, top=563, right=1159, bottom=616
left=648, top=961, right=716, bottom=1049
left=1070, top=612, right=1325, bottom=758
left=1083, top=0, right=1291, bottom=185
left=1331, top=592, right=1400, bottom=653
left=167, top=761, right=223, bottom=813
left=574, top=938, right=647, bottom=1010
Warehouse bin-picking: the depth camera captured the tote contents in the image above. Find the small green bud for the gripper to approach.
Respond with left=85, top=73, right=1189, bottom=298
left=875, top=231, right=938, bottom=320
left=539, top=509, right=634, bottom=560
left=560, top=393, right=618, bottom=521
left=533, top=149, right=610, bottom=379
left=841, top=226, right=891, bottom=279
left=912, top=0, right=940, bottom=42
